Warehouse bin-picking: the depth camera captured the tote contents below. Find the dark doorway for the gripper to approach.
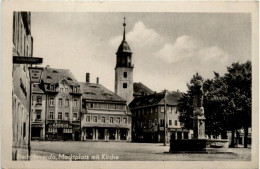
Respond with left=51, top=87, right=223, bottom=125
left=57, top=128, right=63, bottom=140
left=108, top=128, right=116, bottom=140
left=120, top=129, right=127, bottom=140
left=31, top=127, right=41, bottom=140
left=85, top=128, right=93, bottom=139
left=98, top=128, right=105, bottom=140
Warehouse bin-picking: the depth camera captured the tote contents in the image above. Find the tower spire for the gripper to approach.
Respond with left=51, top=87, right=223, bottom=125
left=123, top=17, right=126, bottom=41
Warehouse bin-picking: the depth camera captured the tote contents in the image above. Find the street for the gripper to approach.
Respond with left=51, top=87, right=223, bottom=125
left=30, top=141, right=251, bottom=161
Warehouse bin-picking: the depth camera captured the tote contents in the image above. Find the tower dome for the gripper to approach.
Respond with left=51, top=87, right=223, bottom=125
left=116, top=17, right=132, bottom=54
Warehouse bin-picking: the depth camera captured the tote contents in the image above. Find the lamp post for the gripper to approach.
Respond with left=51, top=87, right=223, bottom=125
left=164, top=90, right=168, bottom=146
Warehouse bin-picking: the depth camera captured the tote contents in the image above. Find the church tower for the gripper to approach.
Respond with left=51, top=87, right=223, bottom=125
left=115, top=18, right=134, bottom=105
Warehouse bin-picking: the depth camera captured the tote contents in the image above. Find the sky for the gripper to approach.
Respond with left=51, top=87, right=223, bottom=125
left=31, top=12, right=251, bottom=92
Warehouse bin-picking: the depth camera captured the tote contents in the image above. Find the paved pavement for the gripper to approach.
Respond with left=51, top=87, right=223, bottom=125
left=31, top=141, right=251, bottom=161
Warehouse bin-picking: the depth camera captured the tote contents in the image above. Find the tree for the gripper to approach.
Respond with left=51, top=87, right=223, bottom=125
left=224, top=61, right=252, bottom=148
left=178, top=61, right=252, bottom=148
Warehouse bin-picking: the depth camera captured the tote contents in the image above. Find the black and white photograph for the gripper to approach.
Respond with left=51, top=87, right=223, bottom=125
left=2, top=1, right=259, bottom=169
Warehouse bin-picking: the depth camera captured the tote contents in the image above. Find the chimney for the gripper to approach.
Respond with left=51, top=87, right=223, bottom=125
left=46, top=65, right=50, bottom=69
left=86, top=73, right=90, bottom=83
left=96, top=77, right=99, bottom=84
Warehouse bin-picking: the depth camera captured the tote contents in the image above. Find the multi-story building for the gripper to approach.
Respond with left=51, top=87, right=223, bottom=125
left=129, top=91, right=192, bottom=143
left=31, top=65, right=82, bottom=141
left=31, top=84, right=46, bottom=140
left=114, top=19, right=134, bottom=105
left=80, top=74, right=132, bottom=141
left=12, top=12, right=33, bottom=160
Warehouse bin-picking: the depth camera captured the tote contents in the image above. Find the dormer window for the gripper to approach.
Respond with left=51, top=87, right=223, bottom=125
left=50, top=85, right=54, bottom=91
left=47, top=76, right=52, bottom=79
left=53, top=70, right=58, bottom=73
left=73, top=87, right=77, bottom=93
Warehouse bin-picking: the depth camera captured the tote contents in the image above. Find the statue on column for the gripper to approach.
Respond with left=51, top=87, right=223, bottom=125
left=193, top=80, right=204, bottom=117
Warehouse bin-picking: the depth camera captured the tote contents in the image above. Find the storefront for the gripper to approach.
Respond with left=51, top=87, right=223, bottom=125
left=46, top=123, right=72, bottom=141
left=31, top=123, right=44, bottom=140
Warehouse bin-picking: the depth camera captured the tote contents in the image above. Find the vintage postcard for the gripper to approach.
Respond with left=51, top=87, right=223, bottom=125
left=1, top=1, right=259, bottom=169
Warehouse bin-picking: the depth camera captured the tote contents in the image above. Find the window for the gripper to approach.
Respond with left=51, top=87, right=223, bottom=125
left=65, top=99, right=69, bottom=107
left=50, top=85, right=54, bottom=91
left=160, top=119, right=165, bottom=126
left=109, top=117, right=114, bottom=123
left=36, top=110, right=41, bottom=120
left=116, top=117, right=121, bottom=123
left=93, top=116, right=97, bottom=123
left=60, top=88, right=63, bottom=92
left=86, top=116, right=90, bottom=122
left=49, top=98, right=54, bottom=106
left=36, top=96, right=42, bottom=105
left=58, top=112, right=62, bottom=120
left=175, top=120, right=178, bottom=126
left=155, top=107, right=158, bottom=113
left=23, top=123, right=26, bottom=137
left=123, top=83, right=127, bottom=88
left=169, top=120, right=172, bottom=126
left=65, top=112, right=69, bottom=120
left=65, top=87, right=68, bottom=92
left=124, top=72, right=127, bottom=78
left=73, top=87, right=77, bottom=93
left=49, top=112, right=54, bottom=119
left=73, top=99, right=78, bottom=107
left=58, top=98, right=62, bottom=107
left=101, top=117, right=105, bottom=123
left=90, top=103, right=94, bottom=108
left=123, top=118, right=127, bottom=124
left=73, top=113, right=77, bottom=121
left=160, top=106, right=165, bottom=113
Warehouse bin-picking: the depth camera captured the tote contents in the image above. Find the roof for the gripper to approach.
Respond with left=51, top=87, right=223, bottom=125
left=129, top=91, right=183, bottom=109
left=133, top=82, right=154, bottom=96
left=41, top=67, right=79, bottom=86
left=32, top=84, right=44, bottom=93
left=117, top=41, right=132, bottom=54
left=80, top=82, right=126, bottom=102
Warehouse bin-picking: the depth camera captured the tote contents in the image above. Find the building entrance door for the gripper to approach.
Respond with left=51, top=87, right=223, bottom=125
left=57, top=128, right=63, bottom=140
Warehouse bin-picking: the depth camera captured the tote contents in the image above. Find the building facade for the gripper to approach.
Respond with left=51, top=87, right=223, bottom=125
left=31, top=65, right=82, bottom=141
left=81, top=75, right=132, bottom=141
left=114, top=20, right=134, bottom=105
left=12, top=12, right=33, bottom=160
left=129, top=91, right=192, bottom=143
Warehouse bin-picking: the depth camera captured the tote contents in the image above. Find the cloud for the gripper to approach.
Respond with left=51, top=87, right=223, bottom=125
left=110, top=21, right=163, bottom=52
left=155, top=35, right=229, bottom=64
